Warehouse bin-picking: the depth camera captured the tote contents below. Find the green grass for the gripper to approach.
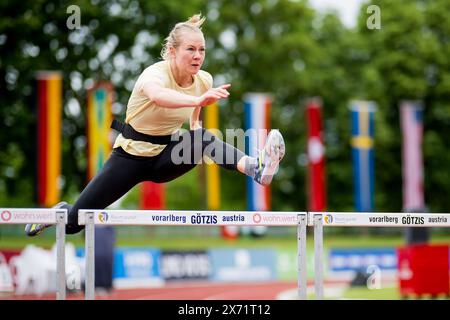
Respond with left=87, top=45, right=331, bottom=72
left=306, top=286, right=400, bottom=300
left=312, top=286, right=450, bottom=300
left=341, top=286, right=401, bottom=300
left=305, top=286, right=401, bottom=300
left=2, top=233, right=450, bottom=250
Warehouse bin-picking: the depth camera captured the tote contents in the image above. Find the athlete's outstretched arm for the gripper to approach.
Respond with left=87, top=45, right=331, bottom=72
left=142, top=82, right=231, bottom=109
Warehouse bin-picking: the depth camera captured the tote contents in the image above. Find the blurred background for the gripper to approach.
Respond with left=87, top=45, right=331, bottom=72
left=1, top=0, right=449, bottom=299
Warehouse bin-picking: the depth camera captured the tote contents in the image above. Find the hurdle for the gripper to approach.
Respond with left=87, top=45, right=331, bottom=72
left=0, top=208, right=68, bottom=300
left=309, top=211, right=450, bottom=299
left=78, top=209, right=308, bottom=300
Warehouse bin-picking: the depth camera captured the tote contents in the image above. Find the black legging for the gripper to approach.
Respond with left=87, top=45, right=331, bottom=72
left=64, top=128, right=245, bottom=234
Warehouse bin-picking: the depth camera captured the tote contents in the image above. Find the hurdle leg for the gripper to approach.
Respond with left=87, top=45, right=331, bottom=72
left=297, top=214, right=307, bottom=300
left=56, top=210, right=66, bottom=300
left=314, top=213, right=324, bottom=300
left=85, top=212, right=95, bottom=300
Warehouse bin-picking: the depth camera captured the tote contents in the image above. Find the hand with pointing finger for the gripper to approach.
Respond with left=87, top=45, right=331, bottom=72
left=197, top=84, right=231, bottom=107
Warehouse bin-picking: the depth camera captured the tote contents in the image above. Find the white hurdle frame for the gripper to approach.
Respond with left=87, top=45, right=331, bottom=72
left=0, top=208, right=68, bottom=300
left=78, top=209, right=308, bottom=300
left=309, top=211, right=450, bottom=300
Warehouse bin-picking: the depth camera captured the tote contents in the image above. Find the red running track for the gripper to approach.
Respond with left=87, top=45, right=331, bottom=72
left=1, top=280, right=307, bottom=300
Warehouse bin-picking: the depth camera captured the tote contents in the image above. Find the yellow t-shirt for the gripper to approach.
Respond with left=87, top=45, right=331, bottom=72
left=113, top=60, right=213, bottom=157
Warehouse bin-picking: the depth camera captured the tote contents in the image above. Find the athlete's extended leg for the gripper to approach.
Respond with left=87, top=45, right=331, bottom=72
left=147, top=128, right=285, bottom=185
left=64, top=148, right=153, bottom=234
left=198, top=127, right=286, bottom=186
left=26, top=148, right=149, bottom=236
left=147, top=128, right=245, bottom=183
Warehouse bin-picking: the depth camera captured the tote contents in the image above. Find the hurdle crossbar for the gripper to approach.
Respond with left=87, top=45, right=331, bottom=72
left=0, top=208, right=68, bottom=300
left=78, top=209, right=308, bottom=300
left=309, top=211, right=450, bottom=300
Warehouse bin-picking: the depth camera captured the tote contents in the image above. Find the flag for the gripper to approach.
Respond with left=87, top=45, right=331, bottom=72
left=204, top=102, right=221, bottom=211
left=400, top=101, right=425, bottom=210
left=306, top=98, right=326, bottom=211
left=350, top=101, right=376, bottom=212
left=244, top=93, right=271, bottom=237
left=86, top=82, right=113, bottom=181
left=140, top=182, right=165, bottom=209
left=37, top=71, right=62, bottom=206
left=244, top=93, right=271, bottom=212
left=203, top=102, right=236, bottom=238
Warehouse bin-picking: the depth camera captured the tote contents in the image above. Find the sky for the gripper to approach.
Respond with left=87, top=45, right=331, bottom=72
left=309, top=0, right=366, bottom=28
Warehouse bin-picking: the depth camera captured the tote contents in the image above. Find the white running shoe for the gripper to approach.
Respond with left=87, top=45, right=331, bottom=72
left=24, top=201, right=68, bottom=237
left=254, top=129, right=286, bottom=186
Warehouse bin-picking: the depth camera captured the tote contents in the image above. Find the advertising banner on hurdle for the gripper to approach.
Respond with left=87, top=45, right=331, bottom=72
left=244, top=93, right=271, bottom=236
left=78, top=210, right=300, bottom=226
left=36, top=71, right=62, bottom=207
left=0, top=208, right=60, bottom=224
left=79, top=209, right=307, bottom=299
left=350, top=101, right=376, bottom=212
left=317, top=212, right=450, bottom=227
